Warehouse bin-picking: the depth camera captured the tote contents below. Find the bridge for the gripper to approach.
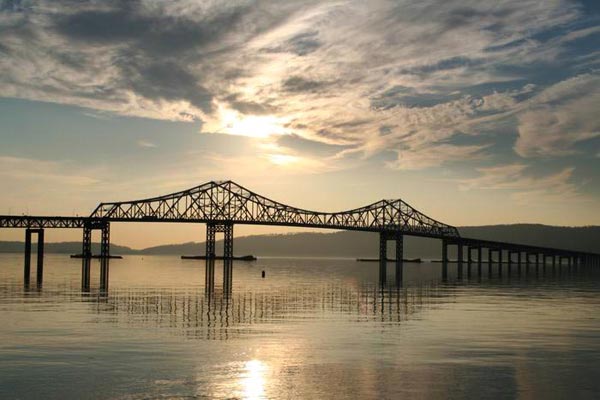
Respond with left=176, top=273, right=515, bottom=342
left=1, top=180, right=598, bottom=288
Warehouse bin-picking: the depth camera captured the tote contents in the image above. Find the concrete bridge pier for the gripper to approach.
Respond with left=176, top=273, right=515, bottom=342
left=24, top=228, right=44, bottom=285
left=487, top=248, right=494, bottom=276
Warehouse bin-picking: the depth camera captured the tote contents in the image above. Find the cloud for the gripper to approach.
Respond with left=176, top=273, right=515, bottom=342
left=515, top=74, right=600, bottom=157
left=0, top=0, right=597, bottom=172
left=281, top=76, right=332, bottom=93
left=387, top=144, right=489, bottom=170
left=137, top=140, right=158, bottom=149
left=459, top=163, right=584, bottom=203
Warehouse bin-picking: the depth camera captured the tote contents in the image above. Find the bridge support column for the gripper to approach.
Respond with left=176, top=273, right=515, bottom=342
left=498, top=249, right=503, bottom=277
left=395, top=234, right=403, bottom=284
left=81, top=225, right=91, bottom=290
left=206, top=224, right=216, bottom=258
left=517, top=251, right=522, bottom=274
left=457, top=243, right=463, bottom=278
left=205, top=259, right=215, bottom=294
left=467, top=246, right=473, bottom=278
left=24, top=229, right=32, bottom=283
left=223, top=259, right=233, bottom=296
left=101, top=223, right=110, bottom=261
left=82, top=225, right=92, bottom=258
left=100, top=261, right=109, bottom=292
left=442, top=240, right=448, bottom=280
left=223, top=224, right=234, bottom=260
left=535, top=253, right=540, bottom=273
left=36, top=229, right=44, bottom=284
left=488, top=248, right=493, bottom=276
left=379, top=232, right=387, bottom=284
left=206, top=222, right=234, bottom=259
left=223, top=224, right=234, bottom=295
left=24, top=228, right=44, bottom=285
left=477, top=247, right=482, bottom=276
left=81, top=220, right=110, bottom=291
left=81, top=260, right=90, bottom=291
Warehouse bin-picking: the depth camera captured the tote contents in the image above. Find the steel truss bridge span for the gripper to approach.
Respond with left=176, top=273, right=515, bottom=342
left=90, top=180, right=460, bottom=238
left=1, top=180, right=599, bottom=290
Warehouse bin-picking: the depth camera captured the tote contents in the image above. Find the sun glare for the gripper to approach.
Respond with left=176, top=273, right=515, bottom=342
left=241, top=359, right=267, bottom=399
left=215, top=106, right=290, bottom=139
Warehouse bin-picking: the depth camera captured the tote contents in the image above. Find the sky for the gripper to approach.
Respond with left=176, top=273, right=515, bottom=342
left=0, top=0, right=599, bottom=248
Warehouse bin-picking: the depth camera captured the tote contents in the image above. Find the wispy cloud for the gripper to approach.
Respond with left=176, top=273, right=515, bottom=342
left=137, top=140, right=158, bottom=149
left=515, top=74, right=600, bottom=157
left=459, top=163, right=585, bottom=204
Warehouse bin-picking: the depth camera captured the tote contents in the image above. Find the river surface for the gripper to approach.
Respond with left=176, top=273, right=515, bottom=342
left=0, top=254, right=599, bottom=399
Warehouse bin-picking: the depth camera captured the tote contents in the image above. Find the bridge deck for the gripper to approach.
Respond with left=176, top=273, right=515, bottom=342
left=0, top=215, right=90, bottom=229
left=0, top=215, right=597, bottom=258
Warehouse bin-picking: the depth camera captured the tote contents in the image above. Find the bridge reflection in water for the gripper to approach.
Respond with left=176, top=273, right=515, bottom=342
left=7, top=259, right=596, bottom=343
left=81, top=279, right=448, bottom=341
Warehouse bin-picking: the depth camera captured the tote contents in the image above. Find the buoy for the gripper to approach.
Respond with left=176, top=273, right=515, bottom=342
left=261, top=270, right=265, bottom=278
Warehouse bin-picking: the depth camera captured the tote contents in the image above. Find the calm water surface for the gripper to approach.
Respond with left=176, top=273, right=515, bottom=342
left=1, top=254, right=599, bottom=399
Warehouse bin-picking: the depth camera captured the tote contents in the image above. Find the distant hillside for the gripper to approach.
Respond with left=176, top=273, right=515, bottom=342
left=1, top=224, right=598, bottom=257
left=0, top=241, right=136, bottom=255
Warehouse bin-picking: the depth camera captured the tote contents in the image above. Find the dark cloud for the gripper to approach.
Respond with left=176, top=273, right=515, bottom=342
left=263, top=30, right=322, bottom=56
left=370, top=85, right=462, bottom=110
left=224, top=93, right=278, bottom=115
left=54, top=2, right=249, bottom=55
left=403, top=56, right=485, bottom=75
left=118, top=60, right=213, bottom=113
left=282, top=76, right=330, bottom=93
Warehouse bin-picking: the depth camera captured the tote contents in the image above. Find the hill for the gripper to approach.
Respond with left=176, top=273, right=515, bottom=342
left=0, top=224, right=598, bottom=257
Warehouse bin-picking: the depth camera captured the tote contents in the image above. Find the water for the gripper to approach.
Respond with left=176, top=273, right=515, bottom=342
left=1, top=254, right=599, bottom=399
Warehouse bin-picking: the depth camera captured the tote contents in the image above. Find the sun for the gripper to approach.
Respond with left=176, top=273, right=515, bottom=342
left=211, top=105, right=290, bottom=139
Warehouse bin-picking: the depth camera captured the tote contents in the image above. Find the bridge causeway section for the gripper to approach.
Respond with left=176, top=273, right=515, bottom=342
left=1, top=180, right=599, bottom=288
